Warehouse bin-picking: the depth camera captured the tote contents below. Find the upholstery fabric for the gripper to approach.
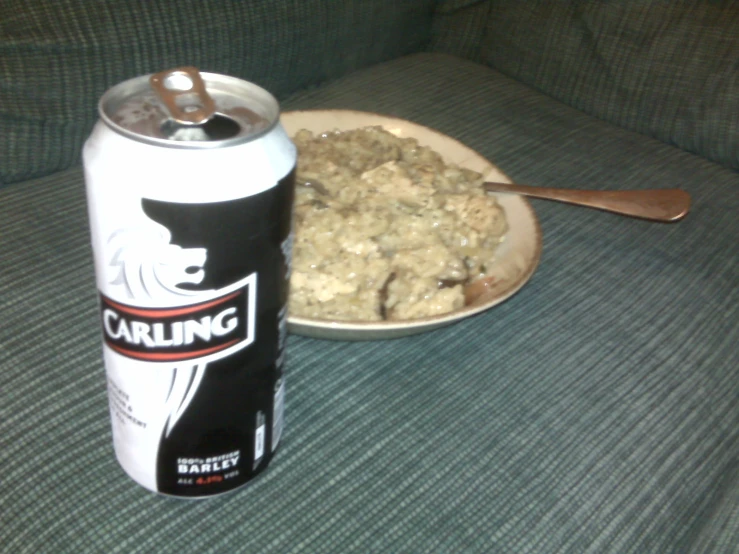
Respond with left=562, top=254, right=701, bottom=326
left=691, top=466, right=739, bottom=554
left=480, top=0, right=739, bottom=172
left=1, top=52, right=738, bottom=553
left=430, top=0, right=492, bottom=62
left=0, top=0, right=435, bottom=186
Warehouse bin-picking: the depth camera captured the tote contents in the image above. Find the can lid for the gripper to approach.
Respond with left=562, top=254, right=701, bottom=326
left=99, top=68, right=279, bottom=148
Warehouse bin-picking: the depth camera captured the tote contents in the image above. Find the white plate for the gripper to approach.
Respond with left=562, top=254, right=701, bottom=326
left=281, top=110, right=542, bottom=340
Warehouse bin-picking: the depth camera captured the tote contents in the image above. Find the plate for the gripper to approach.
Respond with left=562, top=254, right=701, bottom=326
left=281, top=109, right=542, bottom=340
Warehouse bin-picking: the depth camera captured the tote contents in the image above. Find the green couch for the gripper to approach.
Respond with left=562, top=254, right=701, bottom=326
left=1, top=1, right=737, bottom=552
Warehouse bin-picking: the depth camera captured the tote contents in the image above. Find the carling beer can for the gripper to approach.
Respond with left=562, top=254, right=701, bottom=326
left=83, top=67, right=296, bottom=497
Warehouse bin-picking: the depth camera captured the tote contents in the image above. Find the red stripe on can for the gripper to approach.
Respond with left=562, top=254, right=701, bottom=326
left=107, top=338, right=241, bottom=361
left=103, top=291, right=241, bottom=319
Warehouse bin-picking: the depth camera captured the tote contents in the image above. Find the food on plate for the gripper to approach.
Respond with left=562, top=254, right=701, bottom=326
left=288, top=126, right=508, bottom=321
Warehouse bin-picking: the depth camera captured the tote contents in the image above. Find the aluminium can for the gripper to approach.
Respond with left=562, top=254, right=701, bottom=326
left=83, top=67, right=296, bottom=497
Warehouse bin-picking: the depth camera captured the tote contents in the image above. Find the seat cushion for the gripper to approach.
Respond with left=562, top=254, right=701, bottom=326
left=479, top=0, right=739, bottom=172
left=1, top=52, right=738, bottom=552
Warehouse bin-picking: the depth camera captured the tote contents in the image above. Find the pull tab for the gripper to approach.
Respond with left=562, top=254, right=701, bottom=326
left=150, top=67, right=216, bottom=125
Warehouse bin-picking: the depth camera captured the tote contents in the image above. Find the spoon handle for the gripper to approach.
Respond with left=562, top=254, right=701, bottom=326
left=483, top=182, right=691, bottom=222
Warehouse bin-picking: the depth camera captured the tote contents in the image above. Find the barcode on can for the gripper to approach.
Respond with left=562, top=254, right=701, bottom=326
left=272, top=378, right=285, bottom=452
left=254, top=412, right=265, bottom=469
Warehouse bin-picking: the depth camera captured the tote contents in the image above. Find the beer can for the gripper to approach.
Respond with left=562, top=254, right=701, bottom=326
left=83, top=67, right=296, bottom=497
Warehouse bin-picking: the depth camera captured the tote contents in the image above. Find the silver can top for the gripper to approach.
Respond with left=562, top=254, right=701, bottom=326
left=98, top=67, right=278, bottom=148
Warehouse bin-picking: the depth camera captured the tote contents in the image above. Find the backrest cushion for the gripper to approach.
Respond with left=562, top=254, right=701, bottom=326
left=430, top=0, right=493, bottom=63
left=0, top=0, right=435, bottom=186
left=480, top=1, right=739, bottom=170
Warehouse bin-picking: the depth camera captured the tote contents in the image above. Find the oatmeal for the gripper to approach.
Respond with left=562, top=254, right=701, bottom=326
left=289, top=126, right=508, bottom=321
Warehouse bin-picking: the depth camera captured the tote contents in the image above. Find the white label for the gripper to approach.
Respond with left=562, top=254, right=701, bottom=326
left=83, top=121, right=295, bottom=494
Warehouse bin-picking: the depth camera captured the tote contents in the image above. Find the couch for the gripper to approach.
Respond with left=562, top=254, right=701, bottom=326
left=1, top=1, right=737, bottom=552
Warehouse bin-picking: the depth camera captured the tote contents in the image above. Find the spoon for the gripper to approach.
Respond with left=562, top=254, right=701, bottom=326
left=483, top=182, right=691, bottom=222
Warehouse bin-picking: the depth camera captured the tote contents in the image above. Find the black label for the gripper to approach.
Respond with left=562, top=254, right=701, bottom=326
left=124, top=168, right=295, bottom=497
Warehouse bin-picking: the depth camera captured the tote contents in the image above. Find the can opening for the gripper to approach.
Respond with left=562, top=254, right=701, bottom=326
left=161, top=114, right=241, bottom=142
left=175, top=95, right=204, bottom=112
